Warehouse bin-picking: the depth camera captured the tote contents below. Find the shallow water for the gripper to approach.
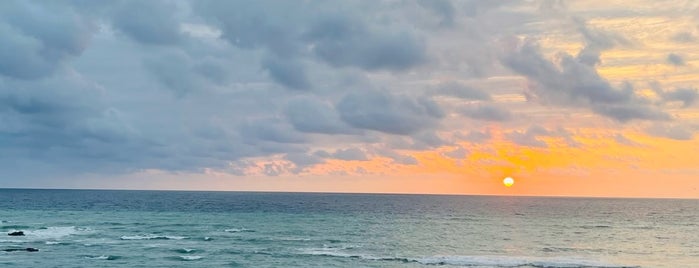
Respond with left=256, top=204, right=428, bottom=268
left=0, top=189, right=697, bottom=267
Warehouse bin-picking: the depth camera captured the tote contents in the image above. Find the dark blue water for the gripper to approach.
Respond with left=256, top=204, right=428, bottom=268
left=1, top=189, right=697, bottom=267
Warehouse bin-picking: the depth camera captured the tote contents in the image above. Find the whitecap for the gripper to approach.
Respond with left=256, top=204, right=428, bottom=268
left=84, top=255, right=109, bottom=260
left=179, top=255, right=203, bottom=261
left=120, top=234, right=186, bottom=240
left=24, top=227, right=89, bottom=240
left=299, top=250, right=638, bottom=268
left=413, top=255, right=637, bottom=268
left=224, top=228, right=254, bottom=233
left=84, top=255, right=120, bottom=260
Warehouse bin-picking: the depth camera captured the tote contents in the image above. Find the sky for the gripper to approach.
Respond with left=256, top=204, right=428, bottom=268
left=1, top=0, right=698, bottom=198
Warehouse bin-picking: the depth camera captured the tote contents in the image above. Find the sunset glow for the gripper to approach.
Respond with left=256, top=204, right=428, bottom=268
left=1, top=0, right=698, bottom=199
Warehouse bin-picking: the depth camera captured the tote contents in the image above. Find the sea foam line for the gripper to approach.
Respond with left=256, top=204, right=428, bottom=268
left=120, top=234, right=186, bottom=240
left=300, top=250, right=638, bottom=268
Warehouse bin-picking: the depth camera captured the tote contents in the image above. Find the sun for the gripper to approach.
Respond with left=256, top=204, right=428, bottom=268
left=503, top=177, right=514, bottom=187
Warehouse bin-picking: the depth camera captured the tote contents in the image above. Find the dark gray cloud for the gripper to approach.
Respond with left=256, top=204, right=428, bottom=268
left=502, top=39, right=670, bottom=122
left=195, top=0, right=427, bottom=77
left=455, top=129, right=492, bottom=143
left=506, top=131, right=548, bottom=148
left=0, top=2, right=95, bottom=79
left=646, top=124, right=694, bottom=140
left=239, top=118, right=305, bottom=144
left=285, top=97, right=355, bottom=134
left=285, top=153, right=325, bottom=173
left=666, top=53, right=686, bottom=66
left=614, top=133, right=640, bottom=146
left=111, top=0, right=182, bottom=45
left=671, top=32, right=696, bottom=43
left=432, top=82, right=491, bottom=100
left=410, top=131, right=449, bottom=149
left=659, top=88, right=698, bottom=107
left=505, top=125, right=579, bottom=148
left=461, top=104, right=511, bottom=121
left=262, top=58, right=311, bottom=90
left=143, top=50, right=206, bottom=96
left=315, top=148, right=369, bottom=161
left=337, top=89, right=444, bottom=135
left=306, top=16, right=426, bottom=71
left=443, top=146, right=468, bottom=159
left=418, top=0, right=456, bottom=27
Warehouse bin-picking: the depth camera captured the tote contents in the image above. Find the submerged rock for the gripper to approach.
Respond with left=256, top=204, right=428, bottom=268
left=7, top=231, right=24, bottom=236
left=2, top=248, right=39, bottom=252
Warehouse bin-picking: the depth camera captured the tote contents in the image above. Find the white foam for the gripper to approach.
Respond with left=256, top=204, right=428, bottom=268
left=23, top=226, right=89, bottom=240
left=300, top=250, right=637, bottom=268
left=224, top=228, right=254, bottom=233
left=85, top=255, right=110, bottom=260
left=301, top=249, right=378, bottom=260
left=120, top=234, right=186, bottom=240
left=413, top=255, right=636, bottom=268
left=179, top=255, right=203, bottom=261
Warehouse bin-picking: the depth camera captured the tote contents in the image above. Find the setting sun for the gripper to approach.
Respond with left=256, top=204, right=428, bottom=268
left=503, top=177, right=515, bottom=187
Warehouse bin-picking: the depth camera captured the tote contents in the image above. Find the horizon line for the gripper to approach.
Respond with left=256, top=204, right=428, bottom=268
left=1, top=187, right=697, bottom=200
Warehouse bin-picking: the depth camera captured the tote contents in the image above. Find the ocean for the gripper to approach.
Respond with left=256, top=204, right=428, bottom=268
left=0, top=189, right=696, bottom=267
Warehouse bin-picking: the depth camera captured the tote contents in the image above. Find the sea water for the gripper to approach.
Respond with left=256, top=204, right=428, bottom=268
left=0, top=189, right=697, bottom=267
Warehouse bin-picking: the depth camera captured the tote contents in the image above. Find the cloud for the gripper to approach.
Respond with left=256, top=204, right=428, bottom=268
left=432, top=82, right=491, bottom=100
left=659, top=88, right=698, bottom=107
left=502, top=38, right=670, bottom=122
left=262, top=58, right=311, bottom=90
left=418, top=0, right=456, bottom=27
left=507, top=131, right=549, bottom=148
left=645, top=124, right=694, bottom=140
left=143, top=50, right=206, bottom=96
left=671, top=32, right=695, bottom=43
left=305, top=16, right=427, bottom=71
left=239, top=118, right=305, bottom=144
left=285, top=97, right=355, bottom=134
left=195, top=1, right=427, bottom=73
left=1, top=0, right=697, bottom=186
left=666, top=53, right=686, bottom=66
left=0, top=2, right=95, bottom=79
left=285, top=153, right=325, bottom=173
left=505, top=125, right=579, bottom=148
left=111, top=0, right=182, bottom=45
left=614, top=133, right=640, bottom=146
left=315, top=147, right=369, bottom=161
left=455, top=129, right=492, bottom=143
left=443, top=146, right=468, bottom=159
left=336, top=89, right=444, bottom=135
left=461, top=104, right=511, bottom=121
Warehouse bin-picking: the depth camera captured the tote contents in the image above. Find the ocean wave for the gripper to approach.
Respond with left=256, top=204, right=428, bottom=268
left=300, top=250, right=638, bottom=268
left=178, top=255, right=203, bottom=261
left=120, top=234, right=186, bottom=240
left=84, top=255, right=121, bottom=260
left=579, top=225, right=613, bottom=229
left=19, top=226, right=89, bottom=240
left=414, top=256, right=638, bottom=268
left=45, top=241, right=70, bottom=245
left=1, top=225, right=29, bottom=230
left=174, top=248, right=198, bottom=254
left=224, top=228, right=255, bottom=233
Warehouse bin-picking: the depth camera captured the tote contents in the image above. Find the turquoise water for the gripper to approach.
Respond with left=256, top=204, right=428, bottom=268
left=0, top=190, right=697, bottom=267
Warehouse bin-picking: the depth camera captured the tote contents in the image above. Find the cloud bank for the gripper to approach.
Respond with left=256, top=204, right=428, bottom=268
left=0, top=0, right=697, bottom=185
